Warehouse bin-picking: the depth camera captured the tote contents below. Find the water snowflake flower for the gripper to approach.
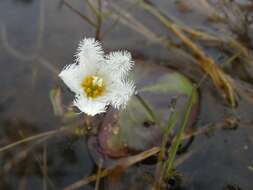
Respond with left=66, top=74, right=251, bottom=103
left=59, top=38, right=135, bottom=116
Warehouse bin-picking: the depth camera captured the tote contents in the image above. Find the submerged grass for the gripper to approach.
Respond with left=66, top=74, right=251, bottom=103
left=95, top=159, right=103, bottom=190
left=138, top=0, right=236, bottom=107
left=0, top=122, right=82, bottom=153
left=63, top=147, right=160, bottom=190
left=63, top=0, right=97, bottom=27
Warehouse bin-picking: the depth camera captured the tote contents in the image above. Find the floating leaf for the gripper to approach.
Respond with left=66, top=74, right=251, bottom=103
left=89, top=62, right=199, bottom=163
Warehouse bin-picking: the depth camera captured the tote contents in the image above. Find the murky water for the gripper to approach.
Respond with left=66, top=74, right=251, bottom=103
left=0, top=0, right=253, bottom=190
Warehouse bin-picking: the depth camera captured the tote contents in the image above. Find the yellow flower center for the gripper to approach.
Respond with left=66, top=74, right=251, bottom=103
left=81, top=75, right=105, bottom=99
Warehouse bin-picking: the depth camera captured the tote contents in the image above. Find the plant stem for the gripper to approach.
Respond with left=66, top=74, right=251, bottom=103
left=0, top=125, right=74, bottom=153
left=155, top=105, right=178, bottom=189
left=63, top=147, right=160, bottom=190
left=135, top=94, right=157, bottom=123
left=159, top=105, right=178, bottom=163
left=164, top=89, right=195, bottom=179
left=63, top=0, right=97, bottom=28
left=95, top=0, right=102, bottom=40
left=85, top=0, right=100, bottom=17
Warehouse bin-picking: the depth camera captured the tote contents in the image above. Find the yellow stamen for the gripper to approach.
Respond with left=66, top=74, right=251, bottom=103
left=81, top=75, right=105, bottom=98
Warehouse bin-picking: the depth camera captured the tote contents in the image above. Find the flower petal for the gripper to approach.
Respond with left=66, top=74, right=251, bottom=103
left=73, top=94, right=107, bottom=116
left=109, top=80, right=135, bottom=109
left=59, top=63, right=86, bottom=94
left=59, top=37, right=135, bottom=116
left=105, top=51, right=134, bottom=79
left=75, top=38, right=104, bottom=70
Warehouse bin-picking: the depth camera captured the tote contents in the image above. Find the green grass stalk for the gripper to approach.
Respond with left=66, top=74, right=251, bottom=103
left=135, top=94, right=157, bottom=123
left=164, top=89, right=195, bottom=179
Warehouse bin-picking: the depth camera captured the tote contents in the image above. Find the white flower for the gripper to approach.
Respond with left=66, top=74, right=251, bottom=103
left=59, top=38, right=135, bottom=116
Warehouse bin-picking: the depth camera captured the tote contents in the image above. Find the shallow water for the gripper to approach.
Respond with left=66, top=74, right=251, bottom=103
left=0, top=0, right=253, bottom=190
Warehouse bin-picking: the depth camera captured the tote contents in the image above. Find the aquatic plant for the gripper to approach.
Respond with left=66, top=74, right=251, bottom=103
left=1, top=0, right=253, bottom=189
left=59, top=38, right=135, bottom=116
